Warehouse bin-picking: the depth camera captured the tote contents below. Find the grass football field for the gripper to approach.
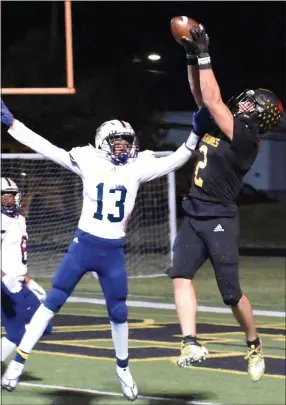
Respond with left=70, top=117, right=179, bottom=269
left=2, top=256, right=285, bottom=405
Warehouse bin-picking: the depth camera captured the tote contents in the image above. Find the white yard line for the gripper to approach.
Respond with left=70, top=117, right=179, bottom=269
left=19, top=382, right=221, bottom=405
left=67, top=297, right=285, bottom=318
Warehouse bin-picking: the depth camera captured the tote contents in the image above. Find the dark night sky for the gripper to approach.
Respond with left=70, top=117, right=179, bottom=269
left=2, top=1, right=286, bottom=110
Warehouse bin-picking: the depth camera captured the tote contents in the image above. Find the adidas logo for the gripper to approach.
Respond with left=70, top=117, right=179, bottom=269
left=213, top=224, right=224, bottom=232
left=73, top=237, right=79, bottom=243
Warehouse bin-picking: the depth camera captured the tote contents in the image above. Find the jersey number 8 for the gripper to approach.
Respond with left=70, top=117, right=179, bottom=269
left=94, top=182, right=127, bottom=223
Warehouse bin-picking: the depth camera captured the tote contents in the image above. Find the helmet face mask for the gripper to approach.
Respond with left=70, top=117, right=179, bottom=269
left=95, top=120, right=139, bottom=165
left=1, top=178, right=21, bottom=217
left=105, top=134, right=137, bottom=165
left=228, top=89, right=284, bottom=134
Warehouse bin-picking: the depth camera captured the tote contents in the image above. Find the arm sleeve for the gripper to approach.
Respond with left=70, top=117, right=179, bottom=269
left=8, top=120, right=81, bottom=176
left=22, top=216, right=28, bottom=239
left=139, top=131, right=199, bottom=183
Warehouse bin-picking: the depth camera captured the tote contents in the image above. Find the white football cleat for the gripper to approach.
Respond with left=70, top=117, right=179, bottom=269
left=177, top=340, right=209, bottom=368
left=2, top=360, right=24, bottom=391
left=116, top=366, right=138, bottom=401
left=245, top=340, right=265, bottom=382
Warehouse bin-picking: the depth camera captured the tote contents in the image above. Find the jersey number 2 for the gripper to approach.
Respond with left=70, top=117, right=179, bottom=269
left=194, top=145, right=208, bottom=187
left=93, top=183, right=127, bottom=223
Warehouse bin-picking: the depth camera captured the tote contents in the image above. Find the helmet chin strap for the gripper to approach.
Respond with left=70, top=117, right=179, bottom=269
left=117, top=152, right=129, bottom=163
left=112, top=152, right=129, bottom=165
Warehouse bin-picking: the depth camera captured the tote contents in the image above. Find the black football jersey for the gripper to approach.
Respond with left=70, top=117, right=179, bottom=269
left=184, top=115, right=259, bottom=217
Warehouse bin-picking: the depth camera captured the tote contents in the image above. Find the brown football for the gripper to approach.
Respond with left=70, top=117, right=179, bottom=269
left=170, top=16, right=199, bottom=46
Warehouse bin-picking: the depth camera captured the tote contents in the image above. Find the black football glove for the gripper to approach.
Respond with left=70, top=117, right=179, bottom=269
left=190, top=24, right=210, bottom=55
left=190, top=24, right=211, bottom=69
left=181, top=36, right=198, bottom=66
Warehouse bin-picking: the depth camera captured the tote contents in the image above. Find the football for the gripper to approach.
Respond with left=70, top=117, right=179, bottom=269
left=170, top=16, right=199, bottom=46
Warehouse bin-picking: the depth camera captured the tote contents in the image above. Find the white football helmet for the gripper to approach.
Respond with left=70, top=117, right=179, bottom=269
left=95, top=119, right=138, bottom=164
left=1, top=177, right=21, bottom=217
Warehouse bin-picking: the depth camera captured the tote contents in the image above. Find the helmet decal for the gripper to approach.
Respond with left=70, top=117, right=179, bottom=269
left=228, top=89, right=284, bottom=134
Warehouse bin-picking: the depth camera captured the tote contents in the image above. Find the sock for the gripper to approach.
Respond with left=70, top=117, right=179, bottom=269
left=16, top=304, right=54, bottom=356
left=116, top=357, right=128, bottom=369
left=247, top=336, right=260, bottom=350
left=15, top=348, right=29, bottom=364
left=110, top=321, right=129, bottom=368
left=1, top=337, right=16, bottom=362
left=183, top=335, right=200, bottom=345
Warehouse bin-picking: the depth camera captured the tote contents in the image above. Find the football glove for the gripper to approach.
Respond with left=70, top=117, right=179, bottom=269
left=190, top=25, right=211, bottom=70
left=192, top=106, right=216, bottom=137
left=190, top=24, right=210, bottom=55
left=1, top=100, right=15, bottom=126
left=181, top=37, right=198, bottom=66
left=27, top=279, right=47, bottom=302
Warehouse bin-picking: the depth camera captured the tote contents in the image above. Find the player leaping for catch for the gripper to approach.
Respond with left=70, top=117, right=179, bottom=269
left=1, top=177, right=52, bottom=363
left=1, top=100, right=200, bottom=400
left=167, top=23, right=284, bottom=382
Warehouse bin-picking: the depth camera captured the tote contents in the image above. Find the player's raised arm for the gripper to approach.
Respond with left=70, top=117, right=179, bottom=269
left=181, top=37, right=204, bottom=107
left=189, top=25, right=234, bottom=139
left=139, top=131, right=199, bottom=183
left=1, top=100, right=81, bottom=175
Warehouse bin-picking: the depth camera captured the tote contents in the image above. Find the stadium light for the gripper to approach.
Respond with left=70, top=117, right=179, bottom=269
left=147, top=53, right=161, bottom=61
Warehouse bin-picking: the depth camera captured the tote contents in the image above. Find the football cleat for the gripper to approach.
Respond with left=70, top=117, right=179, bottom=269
left=244, top=340, right=265, bottom=382
left=116, top=366, right=138, bottom=401
left=177, top=339, right=209, bottom=368
left=1, top=360, right=24, bottom=391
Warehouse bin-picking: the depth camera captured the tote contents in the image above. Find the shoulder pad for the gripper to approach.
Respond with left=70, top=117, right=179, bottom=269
left=69, top=145, right=96, bottom=166
left=19, top=214, right=26, bottom=223
left=138, top=150, right=156, bottom=160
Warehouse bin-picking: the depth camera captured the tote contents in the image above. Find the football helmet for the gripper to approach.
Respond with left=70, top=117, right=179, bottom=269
left=228, top=88, right=284, bottom=134
left=95, top=120, right=139, bottom=165
left=1, top=177, right=21, bottom=217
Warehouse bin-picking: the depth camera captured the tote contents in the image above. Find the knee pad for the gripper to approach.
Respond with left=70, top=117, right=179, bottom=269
left=223, top=292, right=242, bottom=307
left=108, top=300, right=128, bottom=324
left=44, top=287, right=68, bottom=313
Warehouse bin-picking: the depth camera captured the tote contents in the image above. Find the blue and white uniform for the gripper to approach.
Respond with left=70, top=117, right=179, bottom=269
left=8, top=120, right=199, bottom=318
left=1, top=210, right=51, bottom=357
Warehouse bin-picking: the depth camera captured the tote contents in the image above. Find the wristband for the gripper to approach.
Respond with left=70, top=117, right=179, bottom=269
left=185, top=130, right=200, bottom=151
left=186, top=54, right=198, bottom=66
left=198, top=53, right=211, bottom=70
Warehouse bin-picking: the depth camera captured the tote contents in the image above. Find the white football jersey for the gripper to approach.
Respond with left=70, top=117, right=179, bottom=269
left=1, top=213, right=28, bottom=278
left=9, top=120, right=198, bottom=239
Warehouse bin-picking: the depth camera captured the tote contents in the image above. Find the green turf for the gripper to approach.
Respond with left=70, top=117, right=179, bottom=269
left=37, top=256, right=286, bottom=311
left=2, top=303, right=285, bottom=405
left=2, top=355, right=285, bottom=405
left=2, top=257, right=285, bottom=405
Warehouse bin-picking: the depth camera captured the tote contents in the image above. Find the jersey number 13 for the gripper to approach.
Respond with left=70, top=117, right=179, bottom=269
left=93, top=183, right=127, bottom=223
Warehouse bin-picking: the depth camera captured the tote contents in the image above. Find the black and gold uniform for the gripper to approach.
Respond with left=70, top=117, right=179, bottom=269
left=168, top=89, right=283, bottom=306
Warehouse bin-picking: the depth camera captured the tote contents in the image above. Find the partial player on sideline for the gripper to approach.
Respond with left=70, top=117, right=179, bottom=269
left=1, top=177, right=51, bottom=363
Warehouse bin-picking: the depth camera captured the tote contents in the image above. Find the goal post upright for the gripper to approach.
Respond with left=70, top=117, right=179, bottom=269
left=1, top=1, right=75, bottom=96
